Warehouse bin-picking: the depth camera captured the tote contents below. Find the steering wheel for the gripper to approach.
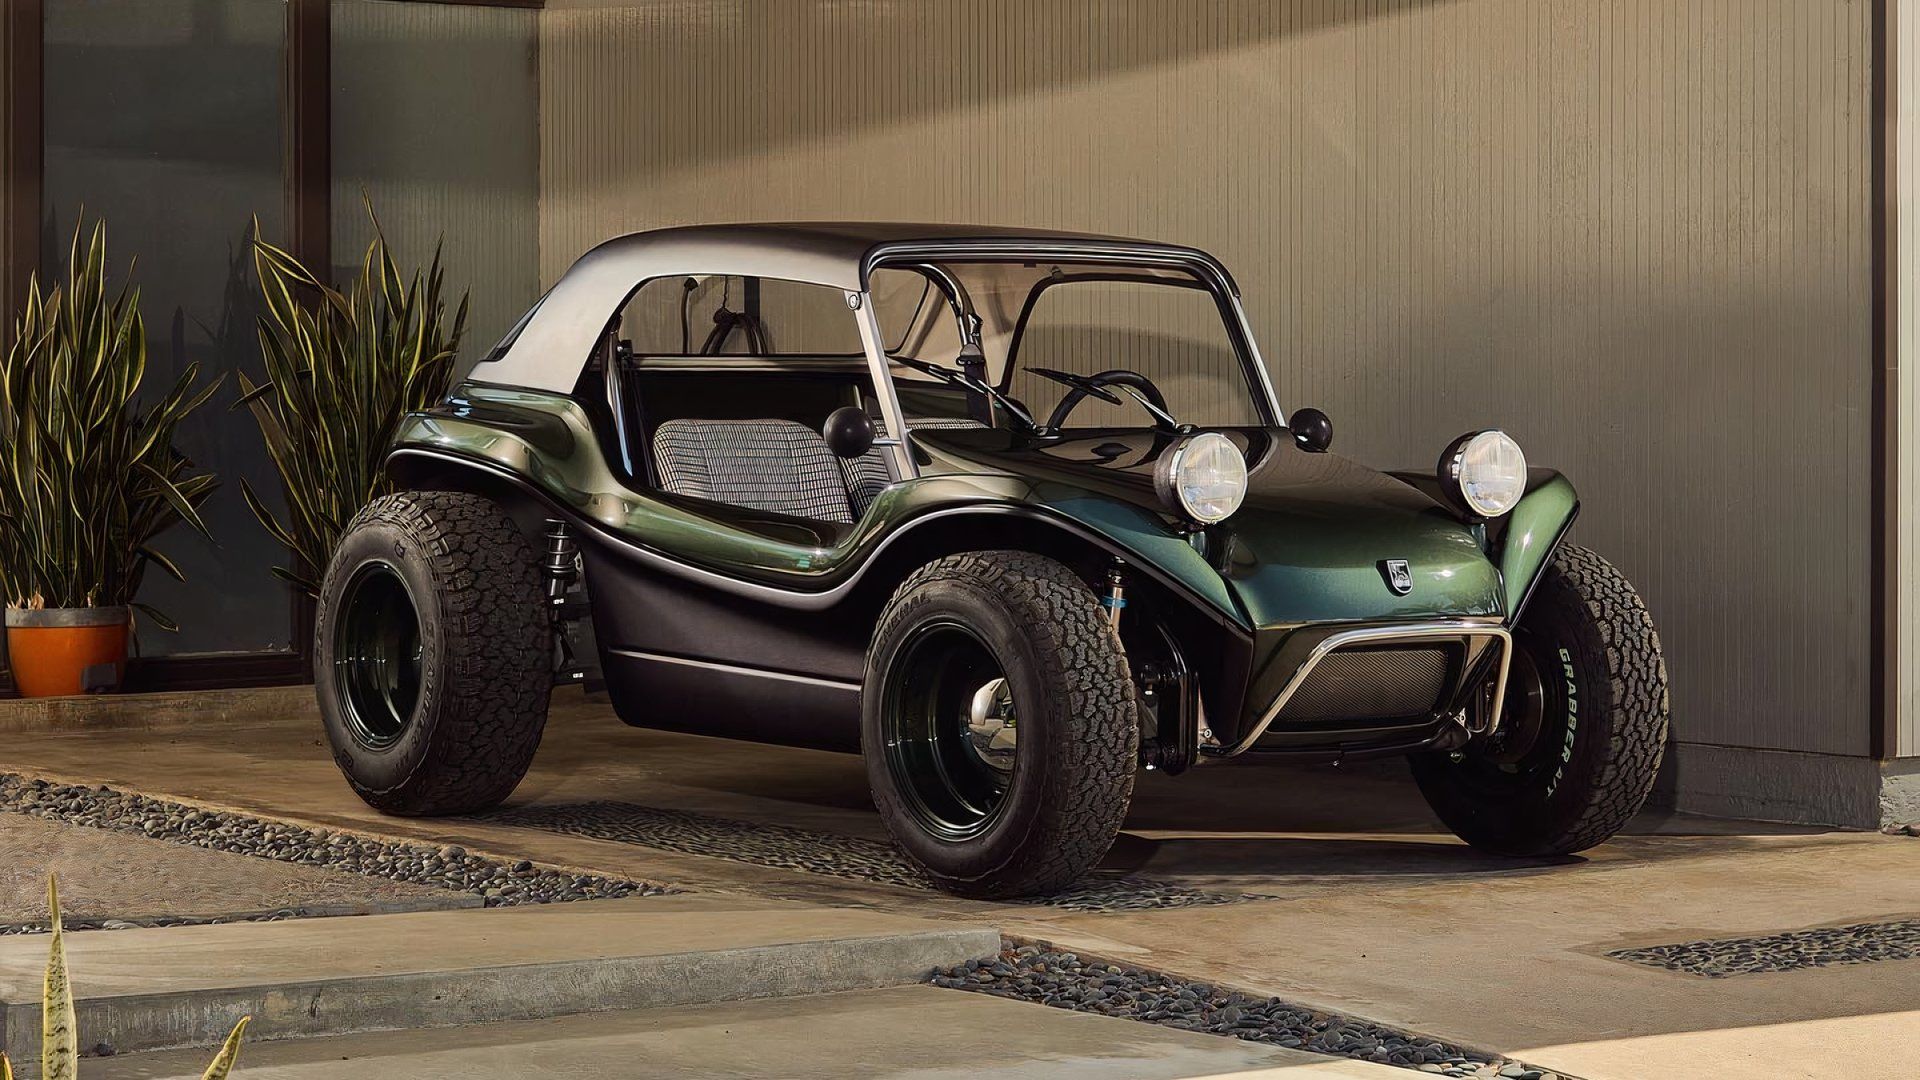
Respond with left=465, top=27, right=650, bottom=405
left=1034, top=368, right=1178, bottom=432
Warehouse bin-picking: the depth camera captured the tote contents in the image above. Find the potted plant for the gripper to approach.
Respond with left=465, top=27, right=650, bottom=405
left=0, top=221, right=221, bottom=697
left=237, top=208, right=466, bottom=594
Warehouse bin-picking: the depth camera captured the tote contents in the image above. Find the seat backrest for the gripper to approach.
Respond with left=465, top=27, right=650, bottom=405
left=842, top=417, right=988, bottom=517
left=652, top=418, right=855, bottom=524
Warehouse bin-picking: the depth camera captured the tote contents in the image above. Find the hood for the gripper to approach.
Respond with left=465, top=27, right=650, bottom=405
left=915, top=427, right=1506, bottom=629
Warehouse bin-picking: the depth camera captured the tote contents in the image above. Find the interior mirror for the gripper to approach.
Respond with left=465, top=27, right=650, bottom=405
left=823, top=406, right=876, bottom=459
left=1289, top=407, right=1333, bottom=453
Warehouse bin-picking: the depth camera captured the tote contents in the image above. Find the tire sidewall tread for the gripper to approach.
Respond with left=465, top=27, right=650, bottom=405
left=863, top=551, right=1138, bottom=898
left=315, top=491, right=552, bottom=817
left=1412, top=543, right=1670, bottom=855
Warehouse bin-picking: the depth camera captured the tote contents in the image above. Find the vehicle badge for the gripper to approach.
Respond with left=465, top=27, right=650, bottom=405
left=1382, top=559, right=1413, bottom=596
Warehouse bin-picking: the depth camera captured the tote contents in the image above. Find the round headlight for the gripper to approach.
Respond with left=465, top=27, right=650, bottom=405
left=1155, top=432, right=1248, bottom=525
left=1439, top=430, right=1527, bottom=517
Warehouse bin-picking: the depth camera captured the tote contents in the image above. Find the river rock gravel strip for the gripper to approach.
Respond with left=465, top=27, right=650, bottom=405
left=930, top=944, right=1561, bottom=1080
left=0, top=902, right=465, bottom=937
left=488, top=800, right=1273, bottom=913
left=1607, top=917, right=1920, bottom=978
left=0, top=773, right=670, bottom=931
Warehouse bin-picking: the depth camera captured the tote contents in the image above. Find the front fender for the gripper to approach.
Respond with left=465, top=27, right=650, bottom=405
left=1015, top=481, right=1250, bottom=628
left=1491, top=470, right=1580, bottom=621
left=1392, top=467, right=1580, bottom=622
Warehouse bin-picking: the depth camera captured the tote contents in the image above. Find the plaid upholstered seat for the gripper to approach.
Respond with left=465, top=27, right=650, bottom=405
left=652, top=419, right=857, bottom=524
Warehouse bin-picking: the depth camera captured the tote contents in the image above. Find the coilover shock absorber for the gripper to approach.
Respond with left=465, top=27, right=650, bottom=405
left=1100, top=562, right=1128, bottom=629
left=543, top=520, right=579, bottom=608
left=543, top=520, right=596, bottom=687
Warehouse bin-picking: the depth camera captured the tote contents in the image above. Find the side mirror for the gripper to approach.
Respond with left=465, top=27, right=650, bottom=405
left=1288, top=407, right=1333, bottom=453
left=822, top=406, right=876, bottom=459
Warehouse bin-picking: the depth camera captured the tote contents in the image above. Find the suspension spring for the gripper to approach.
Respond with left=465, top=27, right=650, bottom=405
left=544, top=520, right=579, bottom=608
left=1101, top=563, right=1128, bottom=629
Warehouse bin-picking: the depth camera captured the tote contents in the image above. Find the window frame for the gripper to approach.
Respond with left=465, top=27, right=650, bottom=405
left=592, top=270, right=916, bottom=500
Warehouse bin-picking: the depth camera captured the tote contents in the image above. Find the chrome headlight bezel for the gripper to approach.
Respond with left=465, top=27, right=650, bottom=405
left=1154, top=431, right=1248, bottom=525
left=1438, top=429, right=1528, bottom=518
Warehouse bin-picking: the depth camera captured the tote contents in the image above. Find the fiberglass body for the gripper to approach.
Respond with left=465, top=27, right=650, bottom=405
left=384, top=223, right=1578, bottom=772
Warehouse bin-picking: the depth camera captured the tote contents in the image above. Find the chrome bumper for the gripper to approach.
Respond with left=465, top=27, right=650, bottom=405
left=1206, top=620, right=1514, bottom=758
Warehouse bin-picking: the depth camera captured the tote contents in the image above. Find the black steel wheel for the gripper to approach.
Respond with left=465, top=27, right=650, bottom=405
left=1410, top=543, right=1669, bottom=855
left=331, top=561, right=423, bottom=752
left=881, top=620, right=1018, bottom=841
left=863, top=551, right=1138, bottom=898
left=315, top=491, right=552, bottom=816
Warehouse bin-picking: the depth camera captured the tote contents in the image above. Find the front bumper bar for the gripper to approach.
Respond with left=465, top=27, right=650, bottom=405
left=1203, top=619, right=1513, bottom=758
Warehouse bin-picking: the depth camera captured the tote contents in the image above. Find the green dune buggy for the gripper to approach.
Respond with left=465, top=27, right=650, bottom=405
left=314, top=223, right=1669, bottom=898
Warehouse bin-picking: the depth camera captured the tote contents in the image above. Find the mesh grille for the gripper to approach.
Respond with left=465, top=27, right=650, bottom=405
left=1276, top=645, right=1453, bottom=723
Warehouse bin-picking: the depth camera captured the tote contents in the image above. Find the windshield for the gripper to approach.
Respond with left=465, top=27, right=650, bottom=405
left=870, top=260, right=1265, bottom=431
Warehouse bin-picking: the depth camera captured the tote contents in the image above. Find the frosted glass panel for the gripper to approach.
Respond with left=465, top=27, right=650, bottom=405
left=41, top=0, right=293, bottom=657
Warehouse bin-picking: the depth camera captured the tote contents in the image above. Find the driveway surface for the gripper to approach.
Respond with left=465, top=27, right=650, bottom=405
left=4, top=690, right=1916, bottom=1079
left=0, top=814, right=461, bottom=927
left=86, top=986, right=1405, bottom=1080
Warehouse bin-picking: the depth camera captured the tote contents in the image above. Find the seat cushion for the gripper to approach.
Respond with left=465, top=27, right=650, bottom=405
left=841, top=417, right=988, bottom=517
left=652, top=418, right=855, bottom=524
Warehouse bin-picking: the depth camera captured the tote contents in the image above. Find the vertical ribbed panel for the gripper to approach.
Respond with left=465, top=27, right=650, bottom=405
left=1898, top=0, right=1919, bottom=758
left=540, top=0, right=1874, bottom=757
left=332, top=0, right=539, bottom=360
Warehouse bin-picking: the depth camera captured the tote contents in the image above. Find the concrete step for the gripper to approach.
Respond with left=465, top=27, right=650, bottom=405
left=82, top=985, right=1408, bottom=1080
left=0, top=686, right=315, bottom=735
left=0, top=895, right=998, bottom=1073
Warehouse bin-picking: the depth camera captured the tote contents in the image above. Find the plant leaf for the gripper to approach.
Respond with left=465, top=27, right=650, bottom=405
left=43, top=876, right=76, bottom=1080
left=268, top=564, right=322, bottom=596
left=134, top=462, right=214, bottom=541
left=239, top=205, right=466, bottom=598
left=200, top=1016, right=250, bottom=1080
left=0, top=215, right=219, bottom=612
left=137, top=543, right=189, bottom=583
left=229, top=372, right=279, bottom=411
left=131, top=601, right=181, bottom=634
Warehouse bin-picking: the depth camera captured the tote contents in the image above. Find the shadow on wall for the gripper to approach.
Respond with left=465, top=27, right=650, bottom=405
left=544, top=0, right=1459, bottom=180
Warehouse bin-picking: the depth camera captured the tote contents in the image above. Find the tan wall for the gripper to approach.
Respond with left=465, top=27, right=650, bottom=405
left=333, top=0, right=541, bottom=360
left=540, top=0, right=1875, bottom=761
left=1901, top=0, right=1920, bottom=760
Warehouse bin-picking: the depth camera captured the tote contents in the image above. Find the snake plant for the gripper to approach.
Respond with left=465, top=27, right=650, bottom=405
left=0, top=877, right=247, bottom=1079
left=236, top=208, right=467, bottom=595
left=0, top=220, right=221, bottom=626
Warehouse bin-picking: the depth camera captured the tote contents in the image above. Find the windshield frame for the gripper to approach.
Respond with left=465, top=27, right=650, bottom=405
left=860, top=245, right=1282, bottom=438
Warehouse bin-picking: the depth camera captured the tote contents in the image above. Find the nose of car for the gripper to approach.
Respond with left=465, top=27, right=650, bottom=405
left=1209, top=504, right=1505, bottom=628
left=1203, top=443, right=1507, bottom=627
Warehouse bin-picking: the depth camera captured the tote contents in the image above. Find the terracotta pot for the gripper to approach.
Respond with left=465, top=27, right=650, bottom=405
left=4, top=606, right=129, bottom=698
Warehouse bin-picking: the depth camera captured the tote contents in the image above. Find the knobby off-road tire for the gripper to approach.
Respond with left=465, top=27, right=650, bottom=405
left=1411, top=543, right=1669, bottom=856
left=863, top=551, right=1139, bottom=898
left=315, top=491, right=551, bottom=816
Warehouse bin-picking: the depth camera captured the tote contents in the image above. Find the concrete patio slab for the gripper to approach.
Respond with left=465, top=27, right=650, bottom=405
left=5, top=690, right=1917, bottom=1079
left=0, top=893, right=998, bottom=1070
left=0, top=814, right=466, bottom=927
left=82, top=986, right=1406, bottom=1080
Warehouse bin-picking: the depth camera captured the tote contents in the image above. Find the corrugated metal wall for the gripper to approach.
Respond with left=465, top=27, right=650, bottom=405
left=333, top=0, right=540, bottom=360
left=540, top=0, right=1875, bottom=762
left=1899, top=0, right=1919, bottom=759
